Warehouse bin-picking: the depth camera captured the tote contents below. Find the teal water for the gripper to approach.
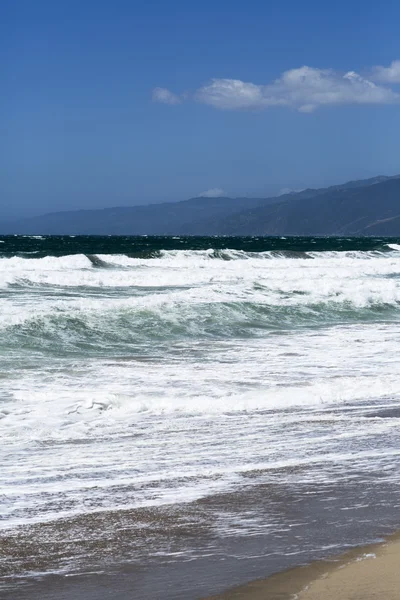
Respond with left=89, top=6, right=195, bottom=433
left=0, top=234, right=399, bottom=258
left=1, top=236, right=400, bottom=358
left=2, top=236, right=400, bottom=598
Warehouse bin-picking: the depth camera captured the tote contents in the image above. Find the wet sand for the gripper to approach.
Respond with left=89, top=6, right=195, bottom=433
left=206, top=531, right=400, bottom=600
left=3, top=478, right=400, bottom=600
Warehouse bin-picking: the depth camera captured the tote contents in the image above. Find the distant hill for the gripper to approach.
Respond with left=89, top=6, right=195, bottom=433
left=196, top=176, right=400, bottom=236
left=1, top=175, right=400, bottom=236
left=0, top=196, right=273, bottom=236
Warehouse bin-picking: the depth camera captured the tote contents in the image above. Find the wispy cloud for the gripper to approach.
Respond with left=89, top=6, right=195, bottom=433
left=371, top=60, right=400, bottom=83
left=152, top=61, right=400, bottom=112
left=152, top=87, right=182, bottom=105
left=198, top=188, right=227, bottom=198
left=278, top=187, right=304, bottom=196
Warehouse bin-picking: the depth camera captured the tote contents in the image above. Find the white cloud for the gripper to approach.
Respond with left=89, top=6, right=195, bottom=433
left=152, top=87, right=182, bottom=105
left=278, top=187, right=304, bottom=196
left=196, top=67, right=398, bottom=112
left=154, top=63, right=400, bottom=112
left=371, top=60, right=400, bottom=83
left=195, top=79, right=269, bottom=109
left=198, top=188, right=227, bottom=198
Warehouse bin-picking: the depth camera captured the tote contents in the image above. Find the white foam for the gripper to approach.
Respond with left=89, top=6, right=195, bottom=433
left=1, top=250, right=400, bottom=529
left=2, top=251, right=400, bottom=309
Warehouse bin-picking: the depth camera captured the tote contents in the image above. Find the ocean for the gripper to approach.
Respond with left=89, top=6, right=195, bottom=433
left=1, top=235, right=400, bottom=599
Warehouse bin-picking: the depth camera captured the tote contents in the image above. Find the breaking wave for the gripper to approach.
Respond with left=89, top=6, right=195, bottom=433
left=2, top=235, right=400, bottom=538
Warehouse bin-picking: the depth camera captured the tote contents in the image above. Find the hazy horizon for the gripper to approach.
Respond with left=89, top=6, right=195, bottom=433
left=2, top=170, right=400, bottom=222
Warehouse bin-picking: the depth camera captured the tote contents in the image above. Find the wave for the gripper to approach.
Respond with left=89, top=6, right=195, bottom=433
left=386, top=243, right=400, bottom=251
left=1, top=246, right=400, bottom=351
left=1, top=295, right=400, bottom=354
left=0, top=243, right=398, bottom=264
left=85, top=254, right=117, bottom=268
left=0, top=247, right=398, bottom=271
left=2, top=249, right=400, bottom=292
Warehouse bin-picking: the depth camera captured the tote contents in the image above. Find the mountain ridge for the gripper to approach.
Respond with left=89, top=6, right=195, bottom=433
left=1, top=174, right=400, bottom=236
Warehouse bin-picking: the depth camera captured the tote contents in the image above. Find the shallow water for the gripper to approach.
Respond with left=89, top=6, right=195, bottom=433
left=1, top=236, right=400, bottom=598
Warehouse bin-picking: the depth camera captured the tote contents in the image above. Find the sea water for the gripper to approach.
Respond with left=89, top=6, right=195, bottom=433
left=1, top=236, right=400, bottom=598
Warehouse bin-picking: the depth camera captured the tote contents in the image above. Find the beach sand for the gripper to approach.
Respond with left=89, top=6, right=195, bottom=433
left=297, top=532, right=400, bottom=600
left=206, top=532, right=400, bottom=600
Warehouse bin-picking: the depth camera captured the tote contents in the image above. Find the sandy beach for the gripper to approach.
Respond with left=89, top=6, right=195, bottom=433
left=298, top=534, right=400, bottom=600
left=206, top=532, right=400, bottom=600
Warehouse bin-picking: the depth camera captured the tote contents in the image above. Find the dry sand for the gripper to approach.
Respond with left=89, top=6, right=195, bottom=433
left=205, top=532, right=400, bottom=600
left=297, top=532, right=400, bottom=600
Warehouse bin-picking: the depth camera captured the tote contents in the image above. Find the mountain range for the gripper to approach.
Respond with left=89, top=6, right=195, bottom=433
left=2, top=175, right=400, bottom=236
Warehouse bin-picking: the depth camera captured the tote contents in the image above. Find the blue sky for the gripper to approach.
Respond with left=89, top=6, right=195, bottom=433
left=2, top=0, right=400, bottom=218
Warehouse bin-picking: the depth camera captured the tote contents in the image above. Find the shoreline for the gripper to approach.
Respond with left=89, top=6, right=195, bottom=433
left=3, top=489, right=400, bottom=600
left=3, top=528, right=400, bottom=600
left=205, top=530, right=400, bottom=600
